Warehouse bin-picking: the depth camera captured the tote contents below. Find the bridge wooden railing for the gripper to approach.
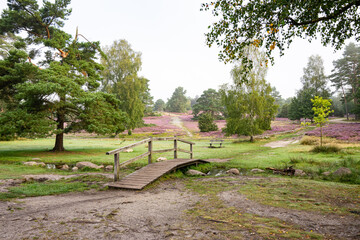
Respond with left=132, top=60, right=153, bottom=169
left=106, top=136, right=195, bottom=181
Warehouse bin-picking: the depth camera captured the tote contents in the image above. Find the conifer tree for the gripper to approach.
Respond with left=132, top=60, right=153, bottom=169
left=0, top=0, right=127, bottom=151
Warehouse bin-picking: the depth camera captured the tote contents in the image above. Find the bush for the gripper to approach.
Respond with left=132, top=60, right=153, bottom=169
left=300, top=136, right=318, bottom=145
left=311, top=145, right=341, bottom=153
left=198, top=112, right=218, bottom=132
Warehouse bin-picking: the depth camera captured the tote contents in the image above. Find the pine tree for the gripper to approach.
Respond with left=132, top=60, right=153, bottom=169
left=0, top=0, right=127, bottom=150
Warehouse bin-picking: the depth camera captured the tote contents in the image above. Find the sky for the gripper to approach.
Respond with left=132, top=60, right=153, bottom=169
left=0, top=0, right=351, bottom=101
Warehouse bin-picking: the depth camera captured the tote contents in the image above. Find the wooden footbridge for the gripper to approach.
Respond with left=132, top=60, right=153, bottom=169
left=106, top=137, right=209, bottom=190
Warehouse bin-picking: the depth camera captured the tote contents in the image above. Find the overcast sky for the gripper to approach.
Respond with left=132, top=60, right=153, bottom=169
left=0, top=0, right=351, bottom=101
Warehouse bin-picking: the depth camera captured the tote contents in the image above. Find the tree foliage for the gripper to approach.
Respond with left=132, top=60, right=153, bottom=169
left=288, top=55, right=330, bottom=121
left=101, top=39, right=152, bottom=131
left=330, top=42, right=360, bottom=119
left=221, top=47, right=277, bottom=141
left=153, top=99, right=165, bottom=112
left=0, top=0, right=127, bottom=150
left=301, top=55, right=330, bottom=98
left=192, top=88, right=223, bottom=119
left=201, top=0, right=360, bottom=78
left=166, top=87, right=188, bottom=113
left=311, top=96, right=333, bottom=146
left=198, top=112, right=218, bottom=132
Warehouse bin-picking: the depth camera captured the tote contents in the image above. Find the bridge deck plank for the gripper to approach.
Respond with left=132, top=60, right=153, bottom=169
left=108, top=158, right=209, bottom=190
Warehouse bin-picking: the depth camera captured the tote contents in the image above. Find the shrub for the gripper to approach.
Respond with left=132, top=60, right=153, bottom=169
left=198, top=112, right=218, bottom=132
left=300, top=136, right=318, bottom=145
left=311, top=145, right=341, bottom=153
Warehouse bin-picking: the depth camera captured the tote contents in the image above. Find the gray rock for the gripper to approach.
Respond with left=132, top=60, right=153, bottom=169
left=123, top=148, right=133, bottom=153
left=322, top=171, right=331, bottom=176
left=76, top=161, right=102, bottom=169
left=186, top=169, right=206, bottom=176
left=61, top=164, right=69, bottom=170
left=294, top=169, right=306, bottom=176
left=105, top=165, right=113, bottom=171
left=24, top=161, right=46, bottom=167
left=333, top=167, right=352, bottom=176
left=72, top=166, right=78, bottom=171
left=251, top=168, right=265, bottom=173
left=156, top=157, right=167, bottom=162
left=226, top=168, right=240, bottom=175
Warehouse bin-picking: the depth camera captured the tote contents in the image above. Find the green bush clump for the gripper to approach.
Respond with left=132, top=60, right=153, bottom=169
left=198, top=112, right=218, bottom=132
left=311, top=145, right=341, bottom=153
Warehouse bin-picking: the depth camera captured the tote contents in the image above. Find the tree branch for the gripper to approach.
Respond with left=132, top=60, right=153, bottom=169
left=287, top=1, right=360, bottom=26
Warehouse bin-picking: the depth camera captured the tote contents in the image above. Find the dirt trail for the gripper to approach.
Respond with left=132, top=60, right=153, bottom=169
left=263, top=139, right=299, bottom=148
left=220, top=191, right=360, bottom=239
left=0, top=181, right=198, bottom=240
left=170, top=115, right=193, bottom=137
left=1, top=176, right=359, bottom=239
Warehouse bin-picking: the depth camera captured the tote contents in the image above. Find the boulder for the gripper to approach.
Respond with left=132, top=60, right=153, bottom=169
left=322, top=171, right=331, bottom=176
left=105, top=165, right=113, bottom=171
left=75, top=161, right=102, bottom=169
left=226, top=168, right=240, bottom=175
left=156, top=157, right=167, bottom=162
left=23, top=161, right=45, bottom=167
left=251, top=168, right=265, bottom=173
left=123, top=148, right=133, bottom=153
left=333, top=167, right=352, bottom=176
left=72, top=166, right=78, bottom=171
left=186, top=169, right=206, bottom=176
left=99, top=165, right=104, bottom=169
left=294, top=169, right=306, bottom=176
left=61, top=164, right=69, bottom=170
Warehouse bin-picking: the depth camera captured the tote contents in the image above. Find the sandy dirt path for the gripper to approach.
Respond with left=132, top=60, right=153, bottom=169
left=170, top=115, right=193, bottom=137
left=0, top=181, right=198, bottom=240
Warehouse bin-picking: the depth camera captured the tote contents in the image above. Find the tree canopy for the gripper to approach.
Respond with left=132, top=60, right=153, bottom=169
left=166, top=87, right=188, bottom=113
left=192, top=88, right=223, bottom=119
left=153, top=99, right=166, bottom=112
left=202, top=0, right=360, bottom=77
left=0, top=0, right=127, bottom=150
left=288, top=55, right=330, bottom=121
left=330, top=42, right=360, bottom=119
left=221, top=47, right=277, bottom=141
left=101, top=39, right=152, bottom=131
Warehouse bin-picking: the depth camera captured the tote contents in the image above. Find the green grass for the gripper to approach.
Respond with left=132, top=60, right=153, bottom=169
left=185, top=177, right=329, bottom=239
left=0, top=175, right=110, bottom=201
left=1, top=135, right=359, bottom=182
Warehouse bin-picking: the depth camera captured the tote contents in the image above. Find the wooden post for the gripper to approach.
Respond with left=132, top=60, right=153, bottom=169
left=190, top=143, right=193, bottom=159
left=148, top=137, right=153, bottom=164
left=114, top=153, right=120, bottom=181
left=174, top=136, right=178, bottom=159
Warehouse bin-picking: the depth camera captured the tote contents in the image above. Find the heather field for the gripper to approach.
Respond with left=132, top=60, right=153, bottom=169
left=129, top=113, right=303, bottom=139
left=121, top=114, right=360, bottom=144
left=305, top=123, right=360, bottom=141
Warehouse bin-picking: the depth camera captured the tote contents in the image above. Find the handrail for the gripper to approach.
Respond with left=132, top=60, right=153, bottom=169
left=106, top=138, right=151, bottom=155
left=106, top=136, right=195, bottom=181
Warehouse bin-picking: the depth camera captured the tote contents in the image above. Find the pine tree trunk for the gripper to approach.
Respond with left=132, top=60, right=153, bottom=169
left=341, top=85, right=349, bottom=120
left=52, top=113, right=65, bottom=152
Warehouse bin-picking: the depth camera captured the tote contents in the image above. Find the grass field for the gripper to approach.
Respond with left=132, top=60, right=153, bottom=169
left=0, top=133, right=359, bottom=182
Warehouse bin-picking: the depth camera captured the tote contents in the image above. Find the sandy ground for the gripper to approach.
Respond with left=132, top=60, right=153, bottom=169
left=0, top=181, right=199, bottom=240
left=170, top=115, right=193, bottom=137
left=263, top=139, right=299, bottom=148
left=1, top=176, right=359, bottom=239
left=220, top=191, right=360, bottom=239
